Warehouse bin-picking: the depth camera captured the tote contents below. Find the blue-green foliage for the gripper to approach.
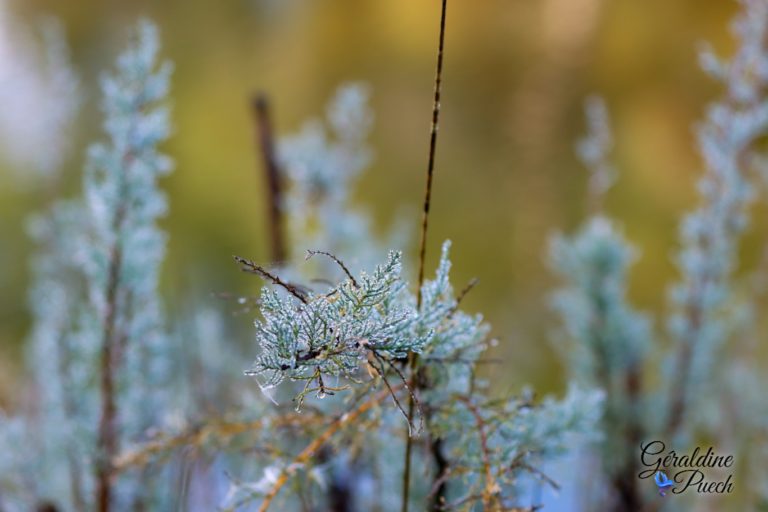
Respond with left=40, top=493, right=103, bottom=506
left=550, top=218, right=650, bottom=382
left=550, top=217, right=650, bottom=489
left=247, top=251, right=430, bottom=390
left=664, top=0, right=768, bottom=437
left=0, top=21, right=175, bottom=511
left=549, top=98, right=650, bottom=493
left=82, top=19, right=173, bottom=443
left=245, top=200, right=603, bottom=509
left=23, top=202, right=93, bottom=509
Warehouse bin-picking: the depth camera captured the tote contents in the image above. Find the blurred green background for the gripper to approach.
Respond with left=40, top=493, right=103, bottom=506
left=1, top=0, right=766, bottom=405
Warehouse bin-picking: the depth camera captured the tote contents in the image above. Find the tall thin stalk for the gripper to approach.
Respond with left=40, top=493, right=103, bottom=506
left=252, top=93, right=287, bottom=264
left=402, top=1, right=448, bottom=511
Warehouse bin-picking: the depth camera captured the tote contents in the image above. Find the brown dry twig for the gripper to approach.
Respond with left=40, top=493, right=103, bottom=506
left=456, top=395, right=498, bottom=507
left=258, top=384, right=404, bottom=512
left=447, top=277, right=479, bottom=318
left=112, top=414, right=322, bottom=473
left=305, top=250, right=358, bottom=288
left=252, top=93, right=287, bottom=264
left=234, top=255, right=309, bottom=304
left=403, top=1, right=450, bottom=510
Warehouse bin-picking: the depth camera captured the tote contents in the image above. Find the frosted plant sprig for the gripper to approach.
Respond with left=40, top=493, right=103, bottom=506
left=665, top=0, right=768, bottom=439
left=22, top=202, right=93, bottom=510
left=431, top=386, right=603, bottom=510
left=279, top=83, right=372, bottom=206
left=240, top=251, right=431, bottom=393
left=549, top=2, right=768, bottom=509
left=80, top=20, right=174, bottom=510
left=550, top=218, right=651, bottom=384
left=0, top=19, right=175, bottom=512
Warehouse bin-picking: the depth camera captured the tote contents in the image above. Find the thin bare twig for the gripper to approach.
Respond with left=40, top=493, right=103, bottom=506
left=448, top=277, right=479, bottom=318
left=456, top=396, right=497, bottom=507
left=306, top=250, right=358, bottom=287
left=112, top=414, right=321, bottom=473
left=368, top=353, right=412, bottom=431
left=234, top=255, right=308, bottom=303
left=371, top=350, right=424, bottom=435
left=512, top=461, right=561, bottom=492
left=415, top=0, right=448, bottom=309
left=252, top=93, right=287, bottom=264
left=427, top=465, right=453, bottom=500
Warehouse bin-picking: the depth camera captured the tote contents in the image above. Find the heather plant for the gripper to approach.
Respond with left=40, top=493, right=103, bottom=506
left=550, top=0, right=768, bottom=509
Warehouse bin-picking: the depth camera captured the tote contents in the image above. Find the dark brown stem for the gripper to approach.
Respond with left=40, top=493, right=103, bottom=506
left=403, top=1, right=449, bottom=511
left=612, top=362, right=643, bottom=511
left=96, top=209, right=126, bottom=512
left=252, top=93, right=287, bottom=264
left=372, top=350, right=424, bottom=434
left=428, top=438, right=449, bottom=511
left=318, top=446, right=353, bottom=512
left=416, top=0, right=448, bottom=309
left=94, top=134, right=140, bottom=511
left=35, top=502, right=60, bottom=512
left=512, top=461, right=561, bottom=492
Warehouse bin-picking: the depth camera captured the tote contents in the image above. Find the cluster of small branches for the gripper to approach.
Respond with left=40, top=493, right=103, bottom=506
left=225, top=2, right=603, bottom=509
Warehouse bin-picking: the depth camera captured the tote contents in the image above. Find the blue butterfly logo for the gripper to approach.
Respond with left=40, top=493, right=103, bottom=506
left=654, top=471, right=674, bottom=496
